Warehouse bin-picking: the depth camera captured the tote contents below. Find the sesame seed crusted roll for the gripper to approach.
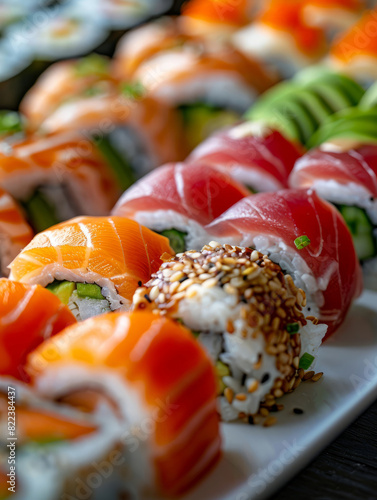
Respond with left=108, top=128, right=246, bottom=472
left=133, top=243, right=326, bottom=423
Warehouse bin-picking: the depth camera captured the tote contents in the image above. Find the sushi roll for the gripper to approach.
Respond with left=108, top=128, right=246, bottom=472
left=113, top=17, right=276, bottom=149
left=0, top=379, right=124, bottom=500
left=204, top=189, right=362, bottom=337
left=328, top=8, right=377, bottom=85
left=111, top=162, right=249, bottom=253
left=20, top=54, right=115, bottom=132
left=0, top=132, right=120, bottom=232
left=9, top=216, right=172, bottom=320
left=0, top=279, right=75, bottom=381
left=26, top=311, right=221, bottom=497
left=232, top=0, right=327, bottom=78
left=0, top=187, right=33, bottom=276
left=245, top=67, right=365, bottom=146
left=179, top=0, right=253, bottom=40
left=187, top=121, right=304, bottom=192
left=29, top=80, right=188, bottom=180
left=290, top=143, right=377, bottom=289
left=134, top=244, right=326, bottom=423
left=302, top=0, right=363, bottom=38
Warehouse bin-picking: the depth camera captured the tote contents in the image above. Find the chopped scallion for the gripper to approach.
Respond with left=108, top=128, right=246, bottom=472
left=287, top=322, right=300, bottom=334
left=299, top=352, right=315, bottom=370
left=294, top=235, right=311, bottom=250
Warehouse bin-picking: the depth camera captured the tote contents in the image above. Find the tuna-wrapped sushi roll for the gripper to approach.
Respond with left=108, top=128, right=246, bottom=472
left=26, top=311, right=221, bottom=497
left=0, top=279, right=76, bottom=381
left=205, top=189, right=362, bottom=337
left=290, top=143, right=377, bottom=289
left=0, top=187, right=33, bottom=276
left=188, top=121, right=304, bottom=192
left=112, top=162, right=249, bottom=252
left=0, top=379, right=124, bottom=500
left=113, top=17, right=276, bottom=149
left=134, top=244, right=326, bottom=423
left=9, top=216, right=172, bottom=320
left=0, top=132, right=120, bottom=232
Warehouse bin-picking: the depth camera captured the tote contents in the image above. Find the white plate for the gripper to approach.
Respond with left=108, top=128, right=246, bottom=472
left=180, top=290, right=377, bottom=500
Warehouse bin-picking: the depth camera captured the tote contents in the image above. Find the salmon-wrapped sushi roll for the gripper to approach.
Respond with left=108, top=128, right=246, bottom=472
left=205, top=189, right=362, bottom=337
left=188, top=122, right=304, bottom=192
left=9, top=216, right=172, bottom=320
left=26, top=311, right=221, bottom=497
left=0, top=132, right=120, bottom=232
left=112, top=162, right=249, bottom=252
left=179, top=0, right=254, bottom=40
left=328, top=8, right=377, bottom=84
left=233, top=0, right=327, bottom=78
left=20, top=54, right=115, bottom=132
left=0, top=279, right=75, bottom=381
left=113, top=18, right=276, bottom=149
left=0, top=379, right=123, bottom=500
left=134, top=244, right=327, bottom=423
left=0, top=187, right=33, bottom=275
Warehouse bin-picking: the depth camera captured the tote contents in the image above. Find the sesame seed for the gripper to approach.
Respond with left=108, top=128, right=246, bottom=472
left=293, top=408, right=304, bottom=415
left=303, top=370, right=315, bottom=381
left=186, top=286, right=198, bottom=298
left=260, top=408, right=269, bottom=417
left=250, top=250, right=259, bottom=261
left=273, top=389, right=284, bottom=398
left=235, top=393, right=247, bottom=401
left=224, top=387, right=234, bottom=404
left=202, top=277, right=218, bottom=288
left=311, top=372, right=323, bottom=382
left=263, top=416, right=277, bottom=427
left=209, top=241, right=221, bottom=248
left=248, top=380, right=259, bottom=393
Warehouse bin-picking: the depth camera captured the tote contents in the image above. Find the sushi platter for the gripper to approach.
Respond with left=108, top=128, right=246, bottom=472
left=1, top=1, right=377, bottom=499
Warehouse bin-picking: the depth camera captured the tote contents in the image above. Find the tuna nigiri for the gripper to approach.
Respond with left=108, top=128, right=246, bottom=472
left=205, top=189, right=362, bottom=337
left=0, top=187, right=33, bottom=276
left=112, top=162, right=249, bottom=252
left=113, top=17, right=275, bottom=149
left=26, top=311, right=221, bottom=497
left=188, top=121, right=304, bottom=192
left=9, top=216, right=172, bottom=320
left=290, top=145, right=377, bottom=288
left=0, top=132, right=120, bottom=232
left=0, top=279, right=76, bottom=381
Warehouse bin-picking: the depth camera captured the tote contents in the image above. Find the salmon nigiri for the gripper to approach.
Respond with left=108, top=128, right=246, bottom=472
left=0, top=279, right=76, bottom=381
left=9, top=216, right=172, bottom=321
left=0, top=379, right=124, bottom=500
left=26, top=311, right=221, bottom=497
left=0, top=187, right=33, bottom=276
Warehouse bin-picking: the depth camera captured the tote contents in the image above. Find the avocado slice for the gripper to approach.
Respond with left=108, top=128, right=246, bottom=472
left=76, top=283, right=104, bottom=300
left=46, top=281, right=75, bottom=305
left=159, top=228, right=187, bottom=254
left=338, top=205, right=377, bottom=261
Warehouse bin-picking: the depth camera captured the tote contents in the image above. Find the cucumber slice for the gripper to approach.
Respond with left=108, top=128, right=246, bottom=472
left=273, top=99, right=317, bottom=144
left=46, top=281, right=75, bottom=305
left=338, top=205, right=377, bottom=261
left=159, top=228, right=187, bottom=254
left=359, top=81, right=377, bottom=109
left=93, top=134, right=135, bottom=191
left=76, top=283, right=104, bottom=300
left=22, top=189, right=60, bottom=232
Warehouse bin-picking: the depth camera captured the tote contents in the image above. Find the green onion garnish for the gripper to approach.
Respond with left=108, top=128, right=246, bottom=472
left=287, top=322, right=300, bottom=334
left=120, top=82, right=145, bottom=100
left=0, top=111, right=23, bottom=135
left=299, top=352, right=315, bottom=370
left=75, top=54, right=109, bottom=77
left=294, top=235, right=311, bottom=250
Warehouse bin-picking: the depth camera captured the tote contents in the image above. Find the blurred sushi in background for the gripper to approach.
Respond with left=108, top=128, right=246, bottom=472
left=188, top=121, right=304, bottom=192
left=328, top=8, right=377, bottom=85
left=0, top=187, right=33, bottom=276
left=233, top=0, right=328, bottom=78
left=9, top=216, right=172, bottom=320
left=112, top=162, right=249, bottom=252
left=134, top=243, right=326, bottom=423
left=0, top=132, right=120, bottom=232
left=113, top=17, right=276, bottom=149
left=26, top=310, right=221, bottom=497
